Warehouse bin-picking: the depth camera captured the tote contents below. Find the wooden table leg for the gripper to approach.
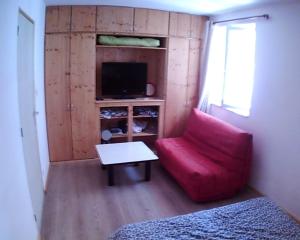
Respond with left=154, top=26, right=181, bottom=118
left=108, top=165, right=114, bottom=186
left=145, top=162, right=151, bottom=181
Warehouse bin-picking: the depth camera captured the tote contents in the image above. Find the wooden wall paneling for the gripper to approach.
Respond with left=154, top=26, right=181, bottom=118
left=155, top=51, right=166, bottom=99
left=186, top=39, right=201, bottom=118
left=158, top=102, right=165, bottom=138
left=45, top=34, right=73, bottom=161
left=71, top=6, right=96, bottom=32
left=164, top=37, right=189, bottom=137
left=70, top=33, right=99, bottom=159
left=96, top=6, right=134, bottom=33
left=45, top=6, right=71, bottom=33
left=190, top=15, right=206, bottom=39
left=134, top=9, right=169, bottom=36
left=169, top=12, right=191, bottom=37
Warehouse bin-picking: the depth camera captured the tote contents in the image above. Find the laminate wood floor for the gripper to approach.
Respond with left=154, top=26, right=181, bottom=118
left=41, top=160, right=260, bottom=240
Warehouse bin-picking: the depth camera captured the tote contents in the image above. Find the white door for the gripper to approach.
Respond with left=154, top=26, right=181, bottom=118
left=17, top=11, right=44, bottom=230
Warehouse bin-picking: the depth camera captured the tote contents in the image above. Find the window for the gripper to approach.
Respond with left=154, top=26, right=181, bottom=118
left=206, top=23, right=256, bottom=116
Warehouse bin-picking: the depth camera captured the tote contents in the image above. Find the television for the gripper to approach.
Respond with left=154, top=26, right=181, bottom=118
left=98, top=62, right=147, bottom=99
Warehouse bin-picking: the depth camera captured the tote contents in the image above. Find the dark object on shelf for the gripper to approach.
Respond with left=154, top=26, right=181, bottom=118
left=110, top=128, right=123, bottom=134
left=96, top=96, right=104, bottom=101
left=118, top=120, right=128, bottom=134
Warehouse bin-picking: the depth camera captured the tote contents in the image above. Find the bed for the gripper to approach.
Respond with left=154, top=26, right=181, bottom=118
left=109, top=197, right=300, bottom=240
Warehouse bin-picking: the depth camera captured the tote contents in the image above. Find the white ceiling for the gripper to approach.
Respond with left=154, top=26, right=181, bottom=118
left=44, top=0, right=297, bottom=15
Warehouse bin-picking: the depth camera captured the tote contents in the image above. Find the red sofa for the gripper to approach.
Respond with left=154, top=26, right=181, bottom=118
left=156, top=109, right=252, bottom=202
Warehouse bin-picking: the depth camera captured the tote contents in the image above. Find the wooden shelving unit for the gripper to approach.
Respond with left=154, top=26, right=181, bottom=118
left=98, top=99, right=164, bottom=145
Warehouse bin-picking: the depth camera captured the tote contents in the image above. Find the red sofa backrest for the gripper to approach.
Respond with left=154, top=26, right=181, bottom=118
left=183, top=109, right=252, bottom=176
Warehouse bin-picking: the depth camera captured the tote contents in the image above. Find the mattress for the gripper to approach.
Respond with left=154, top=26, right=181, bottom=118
left=109, top=197, right=300, bottom=240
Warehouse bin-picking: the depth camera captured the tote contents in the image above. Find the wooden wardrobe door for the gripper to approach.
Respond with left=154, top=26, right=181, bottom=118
left=164, top=37, right=190, bottom=137
left=186, top=39, right=201, bottom=116
left=45, top=34, right=73, bottom=161
left=70, top=33, right=99, bottom=159
left=169, top=12, right=191, bottom=37
left=134, top=9, right=169, bottom=36
left=96, top=6, right=134, bottom=33
left=71, top=6, right=96, bottom=32
left=191, top=15, right=206, bottom=39
left=45, top=6, right=71, bottom=33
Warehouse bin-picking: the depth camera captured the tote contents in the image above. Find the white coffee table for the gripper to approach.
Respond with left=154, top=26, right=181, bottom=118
left=95, top=141, right=158, bottom=186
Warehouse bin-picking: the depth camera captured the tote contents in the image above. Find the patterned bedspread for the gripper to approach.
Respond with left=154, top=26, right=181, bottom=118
left=109, top=197, right=300, bottom=240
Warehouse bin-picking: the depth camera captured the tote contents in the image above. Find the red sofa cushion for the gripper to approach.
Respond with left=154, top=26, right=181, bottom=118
left=183, top=109, right=252, bottom=173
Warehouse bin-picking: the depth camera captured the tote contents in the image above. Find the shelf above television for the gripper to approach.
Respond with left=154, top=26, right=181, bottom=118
left=96, top=45, right=167, bottom=50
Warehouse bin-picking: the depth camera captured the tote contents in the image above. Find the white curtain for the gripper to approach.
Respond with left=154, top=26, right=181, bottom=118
left=197, top=20, right=213, bottom=112
left=198, top=22, right=228, bottom=112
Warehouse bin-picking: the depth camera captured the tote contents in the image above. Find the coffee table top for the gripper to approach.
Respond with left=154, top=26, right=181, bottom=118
left=95, top=141, right=158, bottom=165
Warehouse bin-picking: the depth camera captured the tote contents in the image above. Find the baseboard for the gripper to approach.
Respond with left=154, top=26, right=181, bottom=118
left=50, top=158, right=98, bottom=165
left=44, top=163, right=51, bottom=193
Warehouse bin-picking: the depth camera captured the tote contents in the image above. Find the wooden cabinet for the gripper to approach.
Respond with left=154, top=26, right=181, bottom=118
left=169, top=13, right=206, bottom=39
left=45, top=34, right=73, bottom=161
left=191, top=15, right=206, bottom=39
left=45, top=5, right=206, bottom=161
left=45, top=33, right=99, bottom=161
left=134, top=9, right=169, bottom=36
left=187, top=39, right=201, bottom=111
left=164, top=38, right=190, bottom=137
left=96, top=6, right=134, bottom=33
left=169, top=13, right=191, bottom=37
left=71, top=6, right=96, bottom=32
left=98, top=99, right=164, bottom=147
left=164, top=37, right=202, bottom=138
left=45, top=6, right=71, bottom=33
left=70, top=33, right=99, bottom=159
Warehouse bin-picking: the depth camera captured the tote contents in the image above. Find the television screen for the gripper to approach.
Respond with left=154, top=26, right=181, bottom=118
left=99, top=62, right=147, bottom=98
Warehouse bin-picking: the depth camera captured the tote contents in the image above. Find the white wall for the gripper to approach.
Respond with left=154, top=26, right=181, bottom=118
left=0, top=0, right=48, bottom=239
left=211, top=2, right=300, bottom=220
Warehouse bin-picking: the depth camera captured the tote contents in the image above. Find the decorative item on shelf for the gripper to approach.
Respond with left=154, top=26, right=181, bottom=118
left=133, top=107, right=158, bottom=117
left=101, top=129, right=112, bottom=143
left=146, top=83, right=155, bottom=97
left=133, top=120, right=148, bottom=133
left=100, top=108, right=128, bottom=119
